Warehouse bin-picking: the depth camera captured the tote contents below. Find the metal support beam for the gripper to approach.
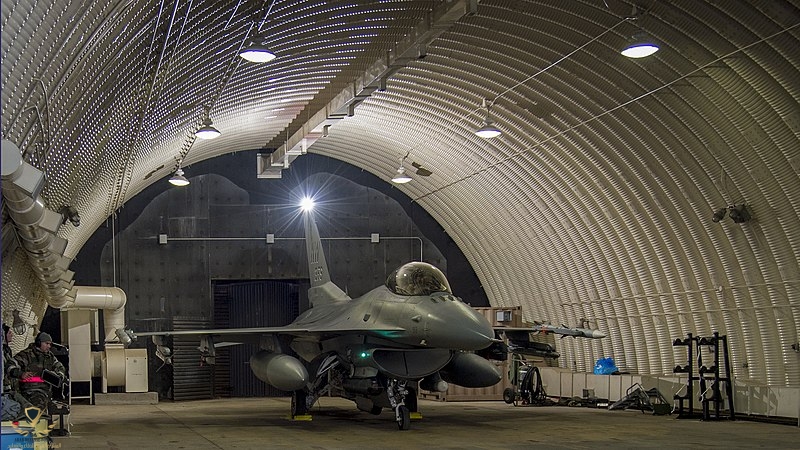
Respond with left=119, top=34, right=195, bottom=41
left=258, top=0, right=474, bottom=178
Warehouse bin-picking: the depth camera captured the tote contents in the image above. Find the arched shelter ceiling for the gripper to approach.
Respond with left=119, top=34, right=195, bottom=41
left=2, top=1, right=799, bottom=384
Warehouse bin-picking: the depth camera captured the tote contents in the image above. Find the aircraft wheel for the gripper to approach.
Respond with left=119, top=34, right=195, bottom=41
left=397, top=405, right=411, bottom=430
left=503, top=387, right=516, bottom=405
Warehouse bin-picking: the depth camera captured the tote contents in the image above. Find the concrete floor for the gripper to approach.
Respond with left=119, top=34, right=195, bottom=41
left=53, top=397, right=798, bottom=449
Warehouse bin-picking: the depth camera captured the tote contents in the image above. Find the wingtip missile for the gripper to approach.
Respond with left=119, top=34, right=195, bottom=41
left=529, top=323, right=607, bottom=339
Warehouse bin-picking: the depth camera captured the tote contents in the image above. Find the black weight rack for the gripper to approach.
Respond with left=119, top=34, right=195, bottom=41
left=672, top=332, right=735, bottom=420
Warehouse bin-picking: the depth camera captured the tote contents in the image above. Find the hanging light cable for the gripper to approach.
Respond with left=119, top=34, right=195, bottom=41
left=398, top=8, right=641, bottom=189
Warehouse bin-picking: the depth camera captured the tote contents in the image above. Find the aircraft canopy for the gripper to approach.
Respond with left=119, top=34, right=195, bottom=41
left=386, top=262, right=452, bottom=296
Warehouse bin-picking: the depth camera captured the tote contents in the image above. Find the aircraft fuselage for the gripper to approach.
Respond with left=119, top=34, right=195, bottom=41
left=289, top=286, right=495, bottom=366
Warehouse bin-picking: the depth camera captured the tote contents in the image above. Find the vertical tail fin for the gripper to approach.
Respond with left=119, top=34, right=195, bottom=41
left=303, top=210, right=350, bottom=306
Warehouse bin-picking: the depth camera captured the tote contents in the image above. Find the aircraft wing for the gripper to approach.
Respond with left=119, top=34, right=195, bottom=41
left=136, top=324, right=407, bottom=344
left=494, top=325, right=605, bottom=339
left=136, top=326, right=312, bottom=337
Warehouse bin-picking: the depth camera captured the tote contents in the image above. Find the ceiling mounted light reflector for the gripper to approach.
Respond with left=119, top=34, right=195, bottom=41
left=169, top=168, right=190, bottom=186
left=196, top=117, right=221, bottom=140
left=475, top=122, right=502, bottom=139
left=621, top=34, right=660, bottom=58
left=391, top=166, right=412, bottom=184
left=240, top=43, right=276, bottom=63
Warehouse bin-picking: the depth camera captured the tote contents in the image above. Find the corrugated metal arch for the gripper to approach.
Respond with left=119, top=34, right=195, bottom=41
left=1, top=1, right=798, bottom=387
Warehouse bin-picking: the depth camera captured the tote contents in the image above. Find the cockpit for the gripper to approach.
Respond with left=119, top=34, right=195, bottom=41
left=385, top=262, right=452, bottom=296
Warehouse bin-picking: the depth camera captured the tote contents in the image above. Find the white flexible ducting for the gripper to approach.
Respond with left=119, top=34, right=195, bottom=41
left=60, top=286, right=127, bottom=343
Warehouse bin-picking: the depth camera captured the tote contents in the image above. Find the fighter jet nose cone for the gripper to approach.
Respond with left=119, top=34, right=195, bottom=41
left=467, top=323, right=497, bottom=350
left=448, top=303, right=496, bottom=350
left=410, top=296, right=496, bottom=350
left=593, top=330, right=607, bottom=339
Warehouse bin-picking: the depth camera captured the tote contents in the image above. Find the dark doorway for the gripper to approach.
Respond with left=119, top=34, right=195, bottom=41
left=212, top=279, right=300, bottom=397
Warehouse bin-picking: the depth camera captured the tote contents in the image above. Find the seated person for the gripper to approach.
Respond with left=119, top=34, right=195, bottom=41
left=13, top=332, right=66, bottom=412
left=2, top=323, right=34, bottom=420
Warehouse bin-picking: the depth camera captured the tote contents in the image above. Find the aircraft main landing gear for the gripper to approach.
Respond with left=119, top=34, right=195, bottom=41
left=291, top=390, right=313, bottom=420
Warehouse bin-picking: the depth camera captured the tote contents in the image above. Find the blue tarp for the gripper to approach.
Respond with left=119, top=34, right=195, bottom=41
left=593, top=357, right=618, bottom=375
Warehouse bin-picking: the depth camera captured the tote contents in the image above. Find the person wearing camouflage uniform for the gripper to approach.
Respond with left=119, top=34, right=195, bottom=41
left=2, top=323, right=34, bottom=420
left=13, top=331, right=66, bottom=412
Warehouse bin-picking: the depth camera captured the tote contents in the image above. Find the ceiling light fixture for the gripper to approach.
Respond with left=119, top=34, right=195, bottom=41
left=240, top=40, right=276, bottom=63
left=711, top=207, right=727, bottom=223
left=475, top=98, right=501, bottom=139
left=620, top=5, right=659, bottom=58
left=391, top=165, right=412, bottom=184
left=621, top=33, right=660, bottom=58
left=195, top=115, right=221, bottom=140
left=241, top=1, right=278, bottom=63
left=169, top=168, right=190, bottom=186
left=711, top=204, right=752, bottom=224
left=12, top=309, right=27, bottom=335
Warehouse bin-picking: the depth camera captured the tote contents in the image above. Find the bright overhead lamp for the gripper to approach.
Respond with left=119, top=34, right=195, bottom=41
left=169, top=168, right=190, bottom=186
left=240, top=42, right=276, bottom=63
left=621, top=34, right=660, bottom=58
left=475, top=98, right=502, bottom=139
left=195, top=116, right=221, bottom=140
left=475, top=122, right=502, bottom=139
left=300, top=196, right=315, bottom=211
left=391, top=166, right=412, bottom=184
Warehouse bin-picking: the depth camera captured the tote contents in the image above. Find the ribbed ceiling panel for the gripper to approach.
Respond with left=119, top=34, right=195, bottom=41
left=2, top=1, right=798, bottom=385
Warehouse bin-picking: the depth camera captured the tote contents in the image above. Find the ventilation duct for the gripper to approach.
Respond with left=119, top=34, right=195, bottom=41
left=62, top=286, right=128, bottom=343
left=2, top=139, right=127, bottom=343
left=1, top=139, right=76, bottom=303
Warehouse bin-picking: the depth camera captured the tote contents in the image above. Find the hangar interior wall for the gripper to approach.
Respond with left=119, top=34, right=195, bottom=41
left=99, top=172, right=444, bottom=330
left=85, top=172, right=446, bottom=396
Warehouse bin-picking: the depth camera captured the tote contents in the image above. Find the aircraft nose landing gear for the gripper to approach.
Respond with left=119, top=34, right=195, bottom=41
left=395, top=405, right=410, bottom=430
left=387, top=379, right=411, bottom=430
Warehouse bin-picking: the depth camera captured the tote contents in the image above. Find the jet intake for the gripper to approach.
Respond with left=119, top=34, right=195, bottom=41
left=249, top=351, right=308, bottom=391
left=439, top=352, right=501, bottom=388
